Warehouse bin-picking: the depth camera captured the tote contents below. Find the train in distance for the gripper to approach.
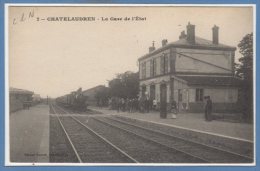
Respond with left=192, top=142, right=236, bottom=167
left=56, top=87, right=88, bottom=112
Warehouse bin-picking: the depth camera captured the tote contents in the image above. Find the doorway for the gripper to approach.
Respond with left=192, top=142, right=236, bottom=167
left=160, top=84, right=167, bottom=118
left=141, top=85, right=146, bottom=97
left=150, top=85, right=155, bottom=100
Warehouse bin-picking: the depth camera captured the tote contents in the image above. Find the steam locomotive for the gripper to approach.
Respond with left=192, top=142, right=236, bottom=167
left=56, top=88, right=88, bottom=112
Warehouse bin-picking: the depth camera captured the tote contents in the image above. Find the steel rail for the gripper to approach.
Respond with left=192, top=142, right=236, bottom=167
left=55, top=104, right=139, bottom=163
left=50, top=104, right=83, bottom=163
left=71, top=117, right=139, bottom=163
left=92, top=117, right=209, bottom=163
left=111, top=116, right=253, bottom=161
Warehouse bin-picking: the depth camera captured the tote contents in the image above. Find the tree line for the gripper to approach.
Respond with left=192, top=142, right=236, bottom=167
left=94, top=71, right=139, bottom=106
left=235, top=33, right=253, bottom=122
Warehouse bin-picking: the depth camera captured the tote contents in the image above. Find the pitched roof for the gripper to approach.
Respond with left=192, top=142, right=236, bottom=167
left=171, top=36, right=236, bottom=49
left=9, top=87, right=34, bottom=95
left=139, top=36, right=236, bottom=61
left=176, top=76, right=242, bottom=86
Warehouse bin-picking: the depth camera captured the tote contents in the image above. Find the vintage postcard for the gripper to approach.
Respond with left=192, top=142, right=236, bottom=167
left=5, top=4, right=255, bottom=167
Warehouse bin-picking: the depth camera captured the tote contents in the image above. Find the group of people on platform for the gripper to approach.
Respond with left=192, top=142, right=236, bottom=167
left=107, top=95, right=213, bottom=121
left=108, top=95, right=178, bottom=114
left=108, top=96, right=156, bottom=113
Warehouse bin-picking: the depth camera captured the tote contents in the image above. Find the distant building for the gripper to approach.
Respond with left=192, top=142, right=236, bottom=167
left=32, top=94, right=41, bottom=103
left=82, top=85, right=108, bottom=106
left=9, top=87, right=34, bottom=112
left=138, top=22, right=242, bottom=113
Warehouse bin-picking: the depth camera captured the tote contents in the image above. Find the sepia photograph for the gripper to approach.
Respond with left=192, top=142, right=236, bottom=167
left=6, top=5, right=255, bottom=165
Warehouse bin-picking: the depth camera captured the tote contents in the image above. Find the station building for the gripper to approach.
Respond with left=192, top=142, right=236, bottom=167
left=138, top=23, right=242, bottom=113
left=9, top=87, right=34, bottom=113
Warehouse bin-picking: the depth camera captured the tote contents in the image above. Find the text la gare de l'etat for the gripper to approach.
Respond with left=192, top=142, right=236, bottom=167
left=101, top=16, right=146, bottom=21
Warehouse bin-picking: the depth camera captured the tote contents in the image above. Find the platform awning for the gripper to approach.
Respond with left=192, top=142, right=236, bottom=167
left=176, top=76, right=243, bottom=87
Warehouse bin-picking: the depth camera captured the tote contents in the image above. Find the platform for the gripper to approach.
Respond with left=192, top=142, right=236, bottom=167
left=9, top=104, right=50, bottom=163
left=88, top=107, right=254, bottom=142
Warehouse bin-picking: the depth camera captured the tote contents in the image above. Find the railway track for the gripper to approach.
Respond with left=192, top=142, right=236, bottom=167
left=55, top=104, right=207, bottom=163
left=53, top=104, right=253, bottom=163
left=51, top=104, right=137, bottom=163
left=113, top=115, right=253, bottom=158
left=49, top=115, right=79, bottom=162
left=93, top=116, right=253, bottom=163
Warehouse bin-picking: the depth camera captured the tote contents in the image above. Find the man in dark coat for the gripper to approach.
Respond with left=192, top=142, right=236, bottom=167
left=205, top=96, right=213, bottom=121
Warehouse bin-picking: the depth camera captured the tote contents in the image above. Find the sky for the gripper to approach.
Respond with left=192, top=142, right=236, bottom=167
left=8, top=6, right=253, bottom=98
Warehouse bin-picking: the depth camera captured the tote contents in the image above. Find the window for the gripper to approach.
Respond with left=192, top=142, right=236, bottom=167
left=165, top=55, right=168, bottom=73
left=150, top=60, right=153, bottom=77
left=160, top=56, right=164, bottom=74
left=153, top=59, right=157, bottom=76
left=160, top=54, right=168, bottom=75
left=141, top=62, right=146, bottom=79
left=195, top=89, right=203, bottom=102
left=150, top=58, right=157, bottom=77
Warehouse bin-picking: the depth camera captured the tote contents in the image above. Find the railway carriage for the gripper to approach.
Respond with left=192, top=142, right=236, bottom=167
left=56, top=88, right=88, bottom=111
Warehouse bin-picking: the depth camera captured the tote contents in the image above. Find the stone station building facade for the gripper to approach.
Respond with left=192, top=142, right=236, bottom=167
left=138, top=23, right=242, bottom=113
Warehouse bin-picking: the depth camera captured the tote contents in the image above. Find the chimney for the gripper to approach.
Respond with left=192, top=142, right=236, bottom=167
left=162, top=39, right=168, bottom=47
left=149, top=41, right=156, bottom=53
left=186, top=22, right=195, bottom=44
left=212, top=25, right=219, bottom=45
left=179, top=30, right=186, bottom=39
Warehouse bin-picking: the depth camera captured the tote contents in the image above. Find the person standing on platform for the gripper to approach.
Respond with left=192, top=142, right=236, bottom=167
left=204, top=96, right=213, bottom=121
left=153, top=99, right=157, bottom=110
left=145, top=98, right=150, bottom=113
left=171, top=100, right=177, bottom=114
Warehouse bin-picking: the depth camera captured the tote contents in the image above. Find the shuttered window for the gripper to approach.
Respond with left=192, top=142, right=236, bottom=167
left=153, top=58, right=157, bottom=76
left=150, top=60, right=153, bottom=77
left=160, top=56, right=165, bottom=74
left=142, top=62, right=146, bottom=79
left=160, top=54, right=168, bottom=75
left=165, top=55, right=168, bottom=73
left=150, top=58, right=157, bottom=77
